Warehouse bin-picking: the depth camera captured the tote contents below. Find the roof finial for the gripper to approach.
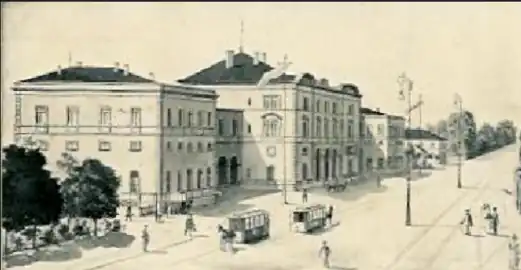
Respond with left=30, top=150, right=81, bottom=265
left=239, top=19, right=244, bottom=53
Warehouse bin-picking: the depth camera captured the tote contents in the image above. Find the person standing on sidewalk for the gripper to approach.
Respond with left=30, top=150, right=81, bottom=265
left=509, top=234, right=520, bottom=270
left=302, top=188, right=308, bottom=203
left=141, top=225, right=150, bottom=252
left=318, top=240, right=332, bottom=268
left=184, top=214, right=196, bottom=238
left=489, top=206, right=500, bottom=236
left=460, top=209, right=474, bottom=236
left=326, top=205, right=334, bottom=228
left=125, top=205, right=133, bottom=222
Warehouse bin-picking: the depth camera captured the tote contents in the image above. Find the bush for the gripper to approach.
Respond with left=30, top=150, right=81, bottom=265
left=57, top=224, right=73, bottom=240
left=21, top=227, right=40, bottom=241
left=104, top=219, right=112, bottom=232
left=39, top=228, right=57, bottom=245
left=73, top=224, right=88, bottom=237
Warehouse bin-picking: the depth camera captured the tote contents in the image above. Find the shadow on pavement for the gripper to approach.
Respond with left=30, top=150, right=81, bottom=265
left=411, top=224, right=459, bottom=228
left=310, top=180, right=388, bottom=203
left=308, top=222, right=341, bottom=236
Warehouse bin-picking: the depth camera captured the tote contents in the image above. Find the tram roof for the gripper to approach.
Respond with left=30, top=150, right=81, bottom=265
left=229, top=208, right=269, bottom=218
left=294, top=204, right=326, bottom=212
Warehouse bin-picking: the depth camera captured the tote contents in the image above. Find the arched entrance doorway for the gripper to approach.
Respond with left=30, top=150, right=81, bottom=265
left=302, top=163, right=308, bottom=181
left=324, top=149, right=330, bottom=180
left=230, top=156, right=239, bottom=185
left=217, top=157, right=228, bottom=185
left=332, top=149, right=337, bottom=178
left=315, top=149, right=321, bottom=181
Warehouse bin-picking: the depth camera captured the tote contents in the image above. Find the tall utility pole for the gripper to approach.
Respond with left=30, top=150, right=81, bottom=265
left=398, top=72, right=413, bottom=227
left=282, top=54, right=289, bottom=204
left=418, top=94, right=423, bottom=175
left=455, top=94, right=463, bottom=189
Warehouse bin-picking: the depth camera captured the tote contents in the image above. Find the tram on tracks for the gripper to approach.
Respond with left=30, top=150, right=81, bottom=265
left=291, top=204, right=327, bottom=233
left=223, top=209, right=270, bottom=244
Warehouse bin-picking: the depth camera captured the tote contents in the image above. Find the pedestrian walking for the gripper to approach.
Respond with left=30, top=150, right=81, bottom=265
left=318, top=240, right=331, bottom=268
left=302, top=188, right=308, bottom=203
left=489, top=207, right=500, bottom=235
left=326, top=205, right=334, bottom=228
left=509, top=234, right=520, bottom=270
left=217, top=225, right=226, bottom=251
left=460, top=209, right=474, bottom=236
left=125, top=205, right=133, bottom=222
left=184, top=214, right=196, bottom=238
left=141, top=225, right=150, bottom=252
left=376, top=174, right=381, bottom=188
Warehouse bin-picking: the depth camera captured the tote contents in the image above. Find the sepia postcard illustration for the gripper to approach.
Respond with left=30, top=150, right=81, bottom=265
left=1, top=2, right=521, bottom=270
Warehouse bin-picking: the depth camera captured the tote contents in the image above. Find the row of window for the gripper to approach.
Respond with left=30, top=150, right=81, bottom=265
left=33, top=140, right=214, bottom=153
left=259, top=95, right=357, bottom=116
left=167, top=141, right=213, bottom=153
left=300, top=146, right=356, bottom=157
left=34, top=105, right=213, bottom=129
left=301, top=116, right=356, bottom=138
left=217, top=118, right=240, bottom=136
left=129, top=168, right=213, bottom=193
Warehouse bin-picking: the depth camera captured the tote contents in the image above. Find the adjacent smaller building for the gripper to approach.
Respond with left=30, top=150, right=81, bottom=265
left=359, top=107, right=406, bottom=178
left=405, top=128, right=448, bottom=168
left=215, top=108, right=244, bottom=186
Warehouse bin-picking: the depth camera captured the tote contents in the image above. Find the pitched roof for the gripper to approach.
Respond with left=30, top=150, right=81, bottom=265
left=361, top=107, right=386, bottom=116
left=177, top=51, right=362, bottom=97
left=406, top=128, right=447, bottom=141
left=16, top=66, right=155, bottom=84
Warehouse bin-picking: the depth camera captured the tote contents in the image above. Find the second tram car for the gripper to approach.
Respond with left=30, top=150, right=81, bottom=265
left=291, top=204, right=327, bottom=233
left=224, top=209, right=270, bottom=244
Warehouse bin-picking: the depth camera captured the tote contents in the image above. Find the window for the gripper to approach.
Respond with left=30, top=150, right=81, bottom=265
left=130, top=171, right=140, bottom=193
left=187, top=142, right=193, bottom=153
left=247, top=124, right=252, bottom=134
left=197, top=169, right=203, bottom=189
left=302, top=97, right=309, bottom=111
left=348, top=104, right=354, bottom=115
left=131, top=107, right=142, bottom=131
left=206, top=167, right=212, bottom=187
left=347, top=120, right=354, bottom=138
left=247, top=98, right=252, bottom=106
left=218, top=119, right=225, bottom=136
left=129, top=140, right=142, bottom=152
left=314, top=116, right=321, bottom=137
left=65, top=140, right=79, bottom=152
left=263, top=119, right=280, bottom=137
left=98, top=140, right=111, bottom=152
left=377, top=124, right=384, bottom=136
left=37, top=140, right=49, bottom=151
left=207, top=142, right=213, bottom=151
left=301, top=116, right=309, bottom=137
left=232, top=119, right=238, bottom=136
left=187, top=111, right=193, bottom=127
left=266, top=165, right=275, bottom=182
left=166, top=141, right=172, bottom=151
left=99, top=106, right=112, bottom=131
left=340, top=121, right=345, bottom=137
left=177, top=142, right=183, bottom=151
left=186, top=169, right=193, bottom=191
left=165, top=171, right=171, bottom=193
left=177, top=171, right=183, bottom=192
left=197, top=142, right=204, bottom=152
left=301, top=147, right=308, bottom=156
left=366, top=158, right=373, bottom=171
left=324, top=102, right=329, bottom=113
left=332, top=103, right=337, bottom=114
left=66, top=106, right=79, bottom=126
left=197, top=111, right=204, bottom=127
left=167, top=108, right=172, bottom=126
left=345, top=146, right=354, bottom=155
left=347, top=159, right=353, bottom=173
left=324, top=118, right=330, bottom=137
left=263, top=95, right=281, bottom=110
left=316, top=100, right=321, bottom=112
left=35, top=105, right=49, bottom=133
left=332, top=118, right=338, bottom=137
left=207, top=112, right=212, bottom=126
left=178, top=109, right=184, bottom=126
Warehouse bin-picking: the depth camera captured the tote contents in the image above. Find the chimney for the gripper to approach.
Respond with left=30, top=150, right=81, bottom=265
left=76, top=61, right=83, bottom=67
left=113, top=61, right=120, bottom=72
left=149, top=72, right=155, bottom=80
left=123, top=64, right=129, bottom=76
left=253, top=51, right=260, bottom=65
left=225, top=50, right=234, bottom=69
left=57, top=65, right=62, bottom=75
left=261, top=52, right=267, bottom=63
left=376, top=107, right=380, bottom=112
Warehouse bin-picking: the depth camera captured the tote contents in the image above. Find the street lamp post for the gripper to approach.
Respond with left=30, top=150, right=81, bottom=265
left=398, top=72, right=413, bottom=227
left=454, top=94, right=463, bottom=189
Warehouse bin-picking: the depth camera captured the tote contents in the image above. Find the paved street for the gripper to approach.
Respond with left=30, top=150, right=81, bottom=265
left=15, top=144, right=521, bottom=270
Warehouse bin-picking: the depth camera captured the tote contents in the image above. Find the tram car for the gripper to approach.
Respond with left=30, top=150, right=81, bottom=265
left=223, top=209, right=270, bottom=244
left=291, top=204, right=327, bottom=233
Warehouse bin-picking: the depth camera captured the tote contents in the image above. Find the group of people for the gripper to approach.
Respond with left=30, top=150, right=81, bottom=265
left=459, top=203, right=501, bottom=236
left=140, top=213, right=197, bottom=252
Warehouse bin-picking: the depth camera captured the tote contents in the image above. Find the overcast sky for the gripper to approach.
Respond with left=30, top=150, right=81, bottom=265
left=3, top=2, right=521, bottom=142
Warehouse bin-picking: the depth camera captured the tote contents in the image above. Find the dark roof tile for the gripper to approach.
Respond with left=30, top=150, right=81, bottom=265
left=17, top=66, right=154, bottom=84
left=406, top=128, right=447, bottom=141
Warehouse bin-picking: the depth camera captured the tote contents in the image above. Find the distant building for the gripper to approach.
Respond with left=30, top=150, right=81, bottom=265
left=360, top=107, right=406, bottom=177
left=178, top=50, right=362, bottom=188
left=11, top=63, right=219, bottom=208
left=215, top=108, right=244, bottom=186
left=405, top=128, right=448, bottom=168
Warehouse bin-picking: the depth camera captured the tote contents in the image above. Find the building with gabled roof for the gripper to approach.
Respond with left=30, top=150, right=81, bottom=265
left=11, top=62, right=220, bottom=210
left=405, top=128, right=448, bottom=167
left=178, top=49, right=363, bottom=188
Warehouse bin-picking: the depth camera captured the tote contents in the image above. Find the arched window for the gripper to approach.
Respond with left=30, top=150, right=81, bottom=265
left=187, top=111, right=193, bottom=127
left=177, top=171, right=183, bottom=191
left=197, top=169, right=203, bottom=189
left=177, top=109, right=184, bottom=126
left=324, top=118, right=330, bottom=137
left=302, top=97, right=309, bottom=111
left=316, top=100, right=321, bottom=112
left=263, top=119, right=280, bottom=137
left=316, top=116, right=322, bottom=137
left=332, top=118, right=338, bottom=137
left=186, top=169, right=193, bottom=190
left=301, top=116, right=309, bottom=137
left=207, top=142, right=213, bottom=152
left=197, top=142, right=203, bottom=152
left=129, top=170, right=140, bottom=193
left=187, top=142, right=193, bottom=153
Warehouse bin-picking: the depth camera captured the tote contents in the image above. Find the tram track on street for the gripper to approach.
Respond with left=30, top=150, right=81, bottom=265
left=384, top=175, right=491, bottom=270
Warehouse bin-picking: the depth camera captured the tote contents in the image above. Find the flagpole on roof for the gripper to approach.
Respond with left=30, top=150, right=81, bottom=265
left=68, top=51, right=73, bottom=67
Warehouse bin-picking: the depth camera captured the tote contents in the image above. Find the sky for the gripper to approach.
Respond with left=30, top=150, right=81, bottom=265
left=2, top=2, right=521, bottom=143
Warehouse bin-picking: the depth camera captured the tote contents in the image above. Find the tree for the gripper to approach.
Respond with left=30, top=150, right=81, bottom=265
left=56, top=152, right=81, bottom=226
left=60, top=158, right=120, bottom=236
left=475, top=123, right=496, bottom=154
left=447, top=110, right=478, bottom=159
left=495, top=120, right=517, bottom=146
left=2, top=144, right=63, bottom=249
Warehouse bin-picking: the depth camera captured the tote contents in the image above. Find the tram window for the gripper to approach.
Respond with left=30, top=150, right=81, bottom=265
left=246, top=218, right=251, bottom=230
left=259, top=215, right=264, bottom=225
left=293, top=212, right=305, bottom=222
